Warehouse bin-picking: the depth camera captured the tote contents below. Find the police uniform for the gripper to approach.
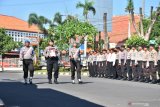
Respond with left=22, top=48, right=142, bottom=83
left=44, top=46, right=59, bottom=84
left=107, top=52, right=116, bottom=78
left=69, top=47, right=82, bottom=82
left=148, top=49, right=158, bottom=84
left=131, top=49, right=138, bottom=81
left=119, top=50, right=127, bottom=80
left=157, top=49, right=160, bottom=83
left=116, top=51, right=122, bottom=80
left=87, top=54, right=93, bottom=77
left=126, top=50, right=132, bottom=80
left=142, top=50, right=150, bottom=82
left=102, top=53, right=107, bottom=77
left=137, top=50, right=144, bottom=81
left=92, top=54, right=97, bottom=77
left=96, top=54, right=102, bottom=77
left=20, top=46, right=34, bottom=84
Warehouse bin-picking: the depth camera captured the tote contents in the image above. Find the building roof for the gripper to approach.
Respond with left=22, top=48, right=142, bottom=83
left=0, top=14, right=41, bottom=33
left=99, top=15, right=140, bottom=43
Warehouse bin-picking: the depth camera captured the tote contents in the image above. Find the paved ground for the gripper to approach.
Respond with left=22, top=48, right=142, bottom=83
left=0, top=72, right=160, bottom=107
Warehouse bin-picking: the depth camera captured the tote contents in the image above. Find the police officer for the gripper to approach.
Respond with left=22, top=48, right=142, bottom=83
left=20, top=40, right=34, bottom=84
left=142, top=46, right=150, bottom=83
left=119, top=45, right=127, bottom=80
left=92, top=51, right=97, bottom=77
left=87, top=51, right=93, bottom=77
left=96, top=52, right=101, bottom=77
left=126, top=47, right=132, bottom=81
left=131, top=46, right=138, bottom=81
left=115, top=47, right=122, bottom=80
left=44, top=40, right=59, bottom=84
left=102, top=50, right=107, bottom=78
left=137, top=46, right=144, bottom=82
left=69, top=43, right=82, bottom=84
left=157, top=45, right=160, bottom=84
left=148, top=44, right=158, bottom=84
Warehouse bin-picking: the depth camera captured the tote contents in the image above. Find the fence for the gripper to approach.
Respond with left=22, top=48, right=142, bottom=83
left=0, top=58, right=21, bottom=68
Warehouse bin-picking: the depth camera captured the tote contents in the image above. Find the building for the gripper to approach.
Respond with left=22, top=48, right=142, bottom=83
left=0, top=14, right=44, bottom=45
left=89, top=0, right=113, bottom=32
left=98, top=15, right=140, bottom=48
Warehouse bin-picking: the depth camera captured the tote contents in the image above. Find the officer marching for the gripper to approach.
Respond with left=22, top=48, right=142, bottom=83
left=69, top=43, right=83, bottom=84
left=44, top=40, right=59, bottom=84
left=20, top=40, right=35, bottom=84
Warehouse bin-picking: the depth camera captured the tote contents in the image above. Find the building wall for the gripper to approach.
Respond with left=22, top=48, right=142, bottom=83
left=5, top=30, right=44, bottom=42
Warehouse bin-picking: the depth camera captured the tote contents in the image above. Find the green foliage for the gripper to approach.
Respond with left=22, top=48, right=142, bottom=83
left=48, top=18, right=98, bottom=50
left=0, top=28, right=17, bottom=54
left=76, top=0, right=96, bottom=19
left=125, top=0, right=134, bottom=13
left=126, top=35, right=149, bottom=47
left=143, top=15, right=160, bottom=40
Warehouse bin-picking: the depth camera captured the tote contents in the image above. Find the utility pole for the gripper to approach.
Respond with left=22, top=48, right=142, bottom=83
left=150, top=6, right=153, bottom=20
left=142, top=0, right=145, bottom=18
left=103, top=13, right=108, bottom=49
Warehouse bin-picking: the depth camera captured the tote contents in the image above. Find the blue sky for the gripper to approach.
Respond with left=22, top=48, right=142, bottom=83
left=0, top=0, right=159, bottom=21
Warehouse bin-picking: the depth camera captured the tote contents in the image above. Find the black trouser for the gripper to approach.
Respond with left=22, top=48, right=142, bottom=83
left=121, top=59, right=127, bottom=78
left=137, top=61, right=143, bottom=80
left=88, top=62, right=92, bottom=76
left=93, top=61, right=97, bottom=77
left=107, top=62, right=114, bottom=77
left=47, top=57, right=59, bottom=80
left=70, top=59, right=81, bottom=80
left=131, top=60, right=138, bottom=79
left=126, top=59, right=132, bottom=79
left=158, top=60, right=160, bottom=78
left=115, top=60, right=121, bottom=78
left=143, top=61, right=150, bottom=79
left=149, top=61, right=157, bottom=81
left=97, top=61, right=103, bottom=77
left=102, top=61, right=107, bottom=77
left=23, top=59, right=34, bottom=79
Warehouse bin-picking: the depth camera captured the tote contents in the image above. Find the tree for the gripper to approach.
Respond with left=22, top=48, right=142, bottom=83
left=28, top=13, right=51, bottom=34
left=125, top=0, right=141, bottom=37
left=49, top=18, right=98, bottom=50
left=53, top=12, right=63, bottom=25
left=76, top=0, right=96, bottom=20
left=125, top=34, right=149, bottom=47
left=0, top=28, right=18, bottom=71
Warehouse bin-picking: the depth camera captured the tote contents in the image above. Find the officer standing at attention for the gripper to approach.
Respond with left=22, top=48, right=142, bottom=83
left=142, top=46, right=150, bottom=83
left=157, top=45, right=160, bottom=85
left=69, top=43, right=83, bottom=84
left=130, top=46, right=138, bottom=81
left=148, top=44, right=158, bottom=84
left=44, top=40, right=59, bottom=84
left=119, top=45, right=127, bottom=80
left=126, top=47, right=132, bottom=81
left=87, top=51, right=93, bottom=77
left=102, top=50, right=107, bottom=78
left=137, top=46, right=144, bottom=82
left=20, top=40, right=35, bottom=84
left=92, top=51, right=97, bottom=77
left=115, top=47, right=122, bottom=80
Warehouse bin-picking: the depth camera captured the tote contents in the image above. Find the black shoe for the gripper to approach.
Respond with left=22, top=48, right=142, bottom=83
left=78, top=80, right=83, bottom=84
left=123, top=77, right=127, bottom=80
left=29, top=79, right=32, bottom=84
left=139, top=79, right=145, bottom=82
left=151, top=80, right=157, bottom=84
left=145, top=79, right=150, bottom=83
left=48, top=80, right=52, bottom=84
left=117, top=77, right=122, bottom=80
left=132, top=78, right=138, bottom=82
left=54, top=79, right=59, bottom=84
left=128, top=78, right=133, bottom=81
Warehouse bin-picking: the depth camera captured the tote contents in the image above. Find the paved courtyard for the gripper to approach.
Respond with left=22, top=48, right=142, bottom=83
left=0, top=72, right=160, bottom=107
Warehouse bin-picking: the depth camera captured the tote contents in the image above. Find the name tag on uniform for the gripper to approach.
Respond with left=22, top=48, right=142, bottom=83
left=49, top=48, right=56, bottom=57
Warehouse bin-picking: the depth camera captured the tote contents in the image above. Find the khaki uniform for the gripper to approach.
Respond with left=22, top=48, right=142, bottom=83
left=148, top=49, right=158, bottom=81
left=130, top=50, right=138, bottom=80
left=142, top=50, right=150, bottom=80
left=126, top=50, right=132, bottom=80
left=137, top=50, right=144, bottom=80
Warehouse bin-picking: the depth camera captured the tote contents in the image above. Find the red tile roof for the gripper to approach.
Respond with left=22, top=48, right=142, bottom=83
left=98, top=15, right=140, bottom=43
left=0, top=14, right=41, bottom=33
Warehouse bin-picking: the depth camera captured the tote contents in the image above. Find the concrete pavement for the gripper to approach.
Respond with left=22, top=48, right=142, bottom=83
left=0, top=72, right=160, bottom=107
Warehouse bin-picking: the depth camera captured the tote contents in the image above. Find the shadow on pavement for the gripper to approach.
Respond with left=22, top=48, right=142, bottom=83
left=0, top=82, right=103, bottom=107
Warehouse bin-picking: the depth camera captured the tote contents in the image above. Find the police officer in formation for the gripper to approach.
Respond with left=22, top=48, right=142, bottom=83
left=87, top=44, right=160, bottom=84
left=44, top=40, right=59, bottom=84
left=20, top=40, right=35, bottom=84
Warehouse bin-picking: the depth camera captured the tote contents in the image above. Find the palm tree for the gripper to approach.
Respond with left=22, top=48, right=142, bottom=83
left=125, top=0, right=141, bottom=37
left=28, top=13, right=51, bottom=34
left=53, top=12, right=63, bottom=25
left=76, top=0, right=96, bottom=20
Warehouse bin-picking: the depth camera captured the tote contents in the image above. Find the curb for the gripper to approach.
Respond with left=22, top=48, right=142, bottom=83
left=34, top=72, right=89, bottom=76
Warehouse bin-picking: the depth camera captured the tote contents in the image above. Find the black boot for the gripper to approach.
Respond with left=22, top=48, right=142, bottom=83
left=54, top=78, right=59, bottom=84
left=48, top=79, right=52, bottom=84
